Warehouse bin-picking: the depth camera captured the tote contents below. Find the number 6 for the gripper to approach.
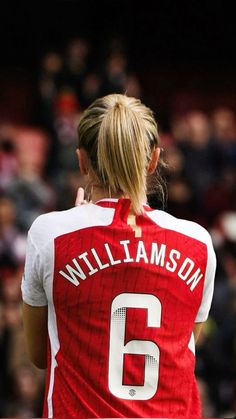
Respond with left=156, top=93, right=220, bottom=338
left=108, top=293, right=162, bottom=400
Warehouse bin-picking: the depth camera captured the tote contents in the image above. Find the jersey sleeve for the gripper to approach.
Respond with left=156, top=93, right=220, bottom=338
left=195, top=233, right=216, bottom=322
left=21, top=231, right=48, bottom=306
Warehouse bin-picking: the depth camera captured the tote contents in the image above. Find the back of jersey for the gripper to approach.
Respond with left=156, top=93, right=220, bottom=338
left=22, top=198, right=216, bottom=418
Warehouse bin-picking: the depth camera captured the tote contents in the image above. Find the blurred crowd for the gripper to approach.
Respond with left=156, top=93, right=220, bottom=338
left=0, top=37, right=236, bottom=417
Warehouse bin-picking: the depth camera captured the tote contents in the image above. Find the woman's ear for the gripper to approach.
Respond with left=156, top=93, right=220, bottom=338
left=76, top=148, right=89, bottom=175
left=147, top=147, right=160, bottom=175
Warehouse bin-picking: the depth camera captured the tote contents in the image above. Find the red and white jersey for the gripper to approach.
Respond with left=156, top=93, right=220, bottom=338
left=22, top=198, right=216, bottom=418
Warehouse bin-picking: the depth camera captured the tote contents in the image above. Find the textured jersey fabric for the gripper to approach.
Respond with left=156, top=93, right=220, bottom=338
left=21, top=198, right=216, bottom=418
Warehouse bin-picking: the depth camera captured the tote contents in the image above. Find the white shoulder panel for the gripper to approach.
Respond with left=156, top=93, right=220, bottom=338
left=29, top=203, right=115, bottom=250
left=147, top=209, right=211, bottom=244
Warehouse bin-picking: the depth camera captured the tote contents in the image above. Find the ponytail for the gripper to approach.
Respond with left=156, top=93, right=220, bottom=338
left=77, top=94, right=165, bottom=214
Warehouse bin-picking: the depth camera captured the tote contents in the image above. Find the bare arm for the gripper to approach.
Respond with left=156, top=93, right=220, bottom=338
left=193, top=322, right=203, bottom=343
left=22, top=302, right=48, bottom=369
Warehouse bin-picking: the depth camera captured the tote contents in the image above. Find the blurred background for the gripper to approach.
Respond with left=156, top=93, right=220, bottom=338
left=0, top=1, right=236, bottom=417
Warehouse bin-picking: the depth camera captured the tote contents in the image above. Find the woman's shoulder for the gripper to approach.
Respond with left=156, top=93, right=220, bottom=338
left=27, top=203, right=114, bottom=249
left=27, top=206, right=84, bottom=249
left=147, top=208, right=213, bottom=245
left=29, top=205, right=83, bottom=231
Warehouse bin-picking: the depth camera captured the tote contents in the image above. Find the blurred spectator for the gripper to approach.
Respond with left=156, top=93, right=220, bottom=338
left=101, top=50, right=127, bottom=95
left=165, top=146, right=185, bottom=178
left=202, top=168, right=236, bottom=226
left=0, top=135, right=18, bottom=191
left=37, top=50, right=63, bottom=134
left=6, top=127, right=55, bottom=230
left=53, top=87, right=81, bottom=171
left=178, top=111, right=219, bottom=196
left=167, top=177, right=197, bottom=221
left=80, top=72, right=102, bottom=109
left=170, top=113, right=190, bottom=146
left=211, top=107, right=236, bottom=169
left=0, top=196, right=26, bottom=267
left=1, top=273, right=22, bottom=304
left=125, top=74, right=142, bottom=99
left=60, top=37, right=90, bottom=101
left=10, top=364, right=44, bottom=417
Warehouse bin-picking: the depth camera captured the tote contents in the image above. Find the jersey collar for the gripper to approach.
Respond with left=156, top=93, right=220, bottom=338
left=95, top=197, right=152, bottom=211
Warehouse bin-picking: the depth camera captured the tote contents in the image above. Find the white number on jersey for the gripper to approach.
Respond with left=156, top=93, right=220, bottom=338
left=108, top=293, right=162, bottom=400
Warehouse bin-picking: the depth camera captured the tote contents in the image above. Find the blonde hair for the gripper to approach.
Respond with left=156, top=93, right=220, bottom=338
left=77, top=93, right=163, bottom=214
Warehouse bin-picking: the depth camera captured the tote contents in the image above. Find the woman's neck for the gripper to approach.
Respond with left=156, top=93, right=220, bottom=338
left=90, top=185, right=124, bottom=203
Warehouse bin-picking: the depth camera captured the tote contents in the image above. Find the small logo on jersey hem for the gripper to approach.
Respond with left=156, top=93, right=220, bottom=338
left=129, top=388, right=136, bottom=397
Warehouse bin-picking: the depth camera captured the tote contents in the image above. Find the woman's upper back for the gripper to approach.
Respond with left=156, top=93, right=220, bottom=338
left=22, top=198, right=216, bottom=418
